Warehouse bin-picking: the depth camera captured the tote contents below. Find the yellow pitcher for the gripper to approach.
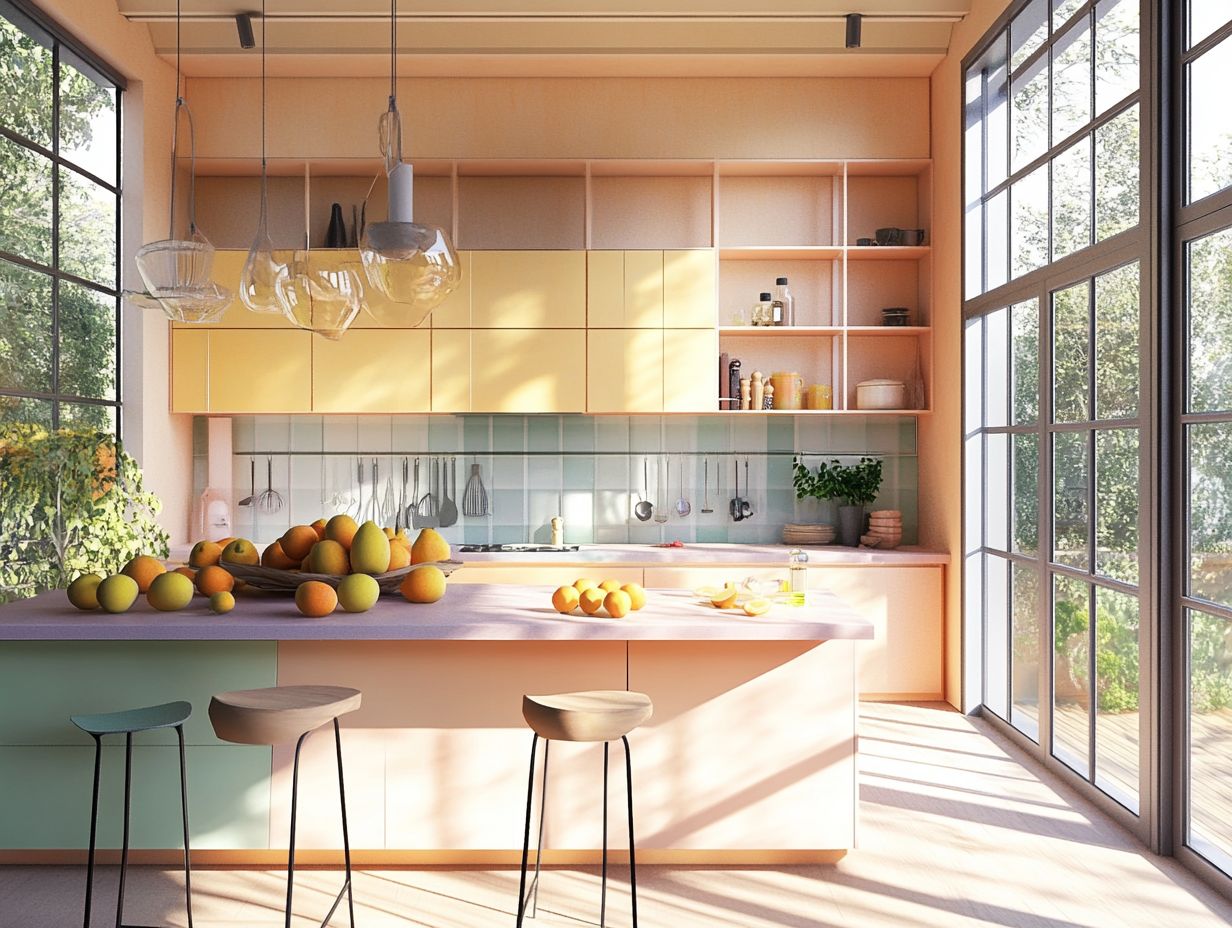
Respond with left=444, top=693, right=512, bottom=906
left=770, top=372, right=805, bottom=410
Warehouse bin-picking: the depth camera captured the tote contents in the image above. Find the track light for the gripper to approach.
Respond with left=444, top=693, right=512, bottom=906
left=845, top=13, right=862, bottom=49
left=235, top=12, right=255, bottom=49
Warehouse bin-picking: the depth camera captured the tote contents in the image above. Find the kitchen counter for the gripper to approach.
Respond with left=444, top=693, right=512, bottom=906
left=0, top=584, right=871, bottom=642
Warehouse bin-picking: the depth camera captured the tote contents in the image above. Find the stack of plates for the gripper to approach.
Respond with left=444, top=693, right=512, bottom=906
left=782, top=522, right=836, bottom=545
left=865, top=510, right=903, bottom=549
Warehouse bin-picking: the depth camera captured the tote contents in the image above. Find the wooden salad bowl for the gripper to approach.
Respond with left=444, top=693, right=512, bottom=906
left=220, top=560, right=464, bottom=595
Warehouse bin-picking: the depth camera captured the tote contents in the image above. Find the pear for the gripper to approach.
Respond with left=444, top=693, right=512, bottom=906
left=349, top=520, right=392, bottom=575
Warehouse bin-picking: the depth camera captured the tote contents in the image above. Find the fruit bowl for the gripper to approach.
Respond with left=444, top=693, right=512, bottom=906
left=220, top=559, right=463, bottom=595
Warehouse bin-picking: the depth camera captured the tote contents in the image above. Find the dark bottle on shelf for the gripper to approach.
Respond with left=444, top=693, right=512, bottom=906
left=325, top=202, right=347, bottom=248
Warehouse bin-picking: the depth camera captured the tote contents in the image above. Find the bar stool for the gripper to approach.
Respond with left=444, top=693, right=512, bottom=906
left=208, top=685, right=361, bottom=928
left=516, top=690, right=653, bottom=928
left=70, top=700, right=194, bottom=928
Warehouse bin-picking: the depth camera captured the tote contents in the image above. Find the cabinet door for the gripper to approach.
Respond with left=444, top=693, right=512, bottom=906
left=469, top=329, right=586, bottom=413
left=313, top=330, right=431, bottom=412
left=587, top=330, right=663, bottom=413
left=470, top=251, right=585, bottom=328
left=431, top=329, right=472, bottom=412
left=170, top=329, right=208, bottom=412
left=663, top=249, right=716, bottom=328
left=167, top=250, right=294, bottom=330
left=206, top=330, right=312, bottom=413
left=623, top=250, right=663, bottom=328
left=427, top=250, right=472, bottom=328
left=662, top=329, right=717, bottom=412
left=586, top=251, right=624, bottom=328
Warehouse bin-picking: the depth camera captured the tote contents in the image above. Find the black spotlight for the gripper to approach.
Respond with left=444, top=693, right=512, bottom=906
left=845, top=13, right=862, bottom=49
left=235, top=12, right=256, bottom=49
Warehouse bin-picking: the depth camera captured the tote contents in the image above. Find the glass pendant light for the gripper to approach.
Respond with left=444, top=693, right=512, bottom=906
left=358, top=0, right=461, bottom=326
left=239, top=0, right=289, bottom=314
left=123, top=0, right=231, bottom=323
left=277, top=251, right=363, bottom=340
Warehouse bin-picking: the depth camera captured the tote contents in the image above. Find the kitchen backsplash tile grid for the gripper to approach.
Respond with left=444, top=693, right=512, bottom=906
left=201, top=415, right=919, bottom=546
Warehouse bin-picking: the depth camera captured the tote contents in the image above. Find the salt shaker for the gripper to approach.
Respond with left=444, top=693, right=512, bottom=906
left=740, top=378, right=752, bottom=410
left=763, top=382, right=775, bottom=409
left=751, top=371, right=764, bottom=411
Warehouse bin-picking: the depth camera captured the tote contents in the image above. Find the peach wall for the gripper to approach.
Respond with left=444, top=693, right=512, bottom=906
left=31, top=0, right=191, bottom=543
left=925, top=0, right=1011, bottom=709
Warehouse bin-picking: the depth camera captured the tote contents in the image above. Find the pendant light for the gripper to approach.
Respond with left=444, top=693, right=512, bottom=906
left=276, top=250, right=363, bottom=340
left=123, top=0, right=231, bottom=324
left=358, top=0, right=461, bottom=327
left=238, top=0, right=289, bottom=314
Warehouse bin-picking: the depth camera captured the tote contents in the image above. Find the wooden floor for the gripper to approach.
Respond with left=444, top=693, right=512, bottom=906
left=3, top=703, right=1232, bottom=927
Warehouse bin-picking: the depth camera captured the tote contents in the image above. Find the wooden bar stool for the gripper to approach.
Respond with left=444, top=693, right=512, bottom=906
left=516, top=690, right=653, bottom=928
left=208, top=685, right=362, bottom=928
left=70, top=700, right=194, bottom=928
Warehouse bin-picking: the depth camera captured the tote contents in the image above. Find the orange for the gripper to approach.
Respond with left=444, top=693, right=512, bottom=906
left=620, top=583, right=646, bottom=611
left=209, top=591, right=235, bottom=614
left=578, top=587, right=605, bottom=615
left=391, top=531, right=412, bottom=550
left=324, top=514, right=359, bottom=551
left=121, top=555, right=166, bottom=593
left=280, top=525, right=319, bottom=562
left=400, top=565, right=446, bottom=604
left=551, top=586, right=580, bottom=614
left=196, top=564, right=235, bottom=596
left=309, top=518, right=328, bottom=540
left=174, top=566, right=197, bottom=583
left=387, top=541, right=411, bottom=571
left=220, top=539, right=259, bottom=567
left=261, top=540, right=297, bottom=570
left=306, top=539, right=350, bottom=576
left=573, top=578, right=599, bottom=593
left=295, top=580, right=338, bottom=618
left=214, top=537, right=237, bottom=548
left=383, top=527, right=396, bottom=539
left=598, top=579, right=622, bottom=593
left=410, top=528, right=450, bottom=564
left=188, top=540, right=222, bottom=568
left=604, top=589, right=632, bottom=618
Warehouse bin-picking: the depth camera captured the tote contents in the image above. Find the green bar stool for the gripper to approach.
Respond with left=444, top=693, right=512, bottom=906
left=515, top=690, right=653, bottom=928
left=208, top=685, right=362, bottom=928
left=70, top=700, right=194, bottom=928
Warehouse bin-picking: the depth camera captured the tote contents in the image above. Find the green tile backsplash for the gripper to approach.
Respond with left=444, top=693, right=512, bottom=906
left=209, top=415, right=920, bottom=546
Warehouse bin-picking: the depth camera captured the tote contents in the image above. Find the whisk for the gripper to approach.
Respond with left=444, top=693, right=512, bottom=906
left=256, top=456, right=284, bottom=514
left=462, top=457, right=489, bottom=517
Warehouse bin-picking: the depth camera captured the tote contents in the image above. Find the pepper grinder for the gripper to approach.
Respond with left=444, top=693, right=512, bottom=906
left=763, top=382, right=775, bottom=409
left=740, top=378, right=752, bottom=410
left=728, top=359, right=743, bottom=408
left=550, top=516, right=563, bottom=547
left=751, top=371, right=764, bottom=411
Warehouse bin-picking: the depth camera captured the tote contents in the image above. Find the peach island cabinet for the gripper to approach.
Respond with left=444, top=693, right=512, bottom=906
left=0, top=584, right=871, bottom=865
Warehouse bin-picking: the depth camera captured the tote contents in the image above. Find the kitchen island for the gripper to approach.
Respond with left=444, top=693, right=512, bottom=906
left=0, top=585, right=870, bottom=865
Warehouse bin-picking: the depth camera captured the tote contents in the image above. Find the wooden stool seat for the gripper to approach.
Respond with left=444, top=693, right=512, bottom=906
left=71, top=700, right=192, bottom=736
left=209, top=685, right=362, bottom=746
left=522, top=690, right=653, bottom=743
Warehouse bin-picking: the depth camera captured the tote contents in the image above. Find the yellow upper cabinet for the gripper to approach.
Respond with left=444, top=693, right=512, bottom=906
left=663, top=329, right=718, bottom=412
left=424, top=251, right=472, bottom=329
left=207, top=330, right=313, bottom=413
left=469, top=251, right=585, bottom=329
left=663, top=249, right=717, bottom=328
left=313, top=329, right=431, bottom=412
left=469, top=329, right=586, bottom=413
left=585, top=251, right=664, bottom=328
left=431, top=329, right=473, bottom=413
left=168, top=250, right=292, bottom=329
left=170, top=329, right=208, bottom=413
left=587, top=329, right=664, bottom=413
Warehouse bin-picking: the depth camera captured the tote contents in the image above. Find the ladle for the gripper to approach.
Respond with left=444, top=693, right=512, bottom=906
left=634, top=457, right=654, bottom=521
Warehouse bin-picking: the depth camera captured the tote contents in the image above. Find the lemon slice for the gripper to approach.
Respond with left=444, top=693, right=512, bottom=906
left=710, top=585, right=739, bottom=609
left=743, top=598, right=772, bottom=617
left=693, top=585, right=721, bottom=600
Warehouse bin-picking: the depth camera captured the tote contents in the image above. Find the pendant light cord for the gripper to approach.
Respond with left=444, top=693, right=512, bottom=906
left=167, top=0, right=198, bottom=239
left=389, top=0, right=397, bottom=108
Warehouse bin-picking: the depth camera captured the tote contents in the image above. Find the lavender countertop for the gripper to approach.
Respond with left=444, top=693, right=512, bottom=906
left=0, top=585, right=872, bottom=642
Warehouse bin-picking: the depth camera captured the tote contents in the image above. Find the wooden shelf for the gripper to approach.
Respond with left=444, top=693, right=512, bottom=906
left=707, top=409, right=931, bottom=416
left=844, top=326, right=932, bottom=337
left=719, top=326, right=931, bottom=338
left=845, top=246, right=930, bottom=260
left=719, top=246, right=842, bottom=261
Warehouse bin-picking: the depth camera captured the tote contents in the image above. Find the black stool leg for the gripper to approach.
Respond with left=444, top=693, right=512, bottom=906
left=115, top=732, right=133, bottom=928
left=176, top=724, right=195, bottom=928
left=600, top=742, right=609, bottom=928
left=515, top=734, right=539, bottom=927
left=83, top=734, right=102, bottom=928
left=529, top=740, right=549, bottom=918
left=622, top=735, right=638, bottom=928
left=285, top=730, right=311, bottom=928
left=334, top=717, right=355, bottom=926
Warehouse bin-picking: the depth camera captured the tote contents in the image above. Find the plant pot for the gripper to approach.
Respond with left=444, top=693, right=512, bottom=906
left=837, top=504, right=865, bottom=547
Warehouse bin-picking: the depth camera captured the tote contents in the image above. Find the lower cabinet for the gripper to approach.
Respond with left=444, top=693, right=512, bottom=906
left=432, top=329, right=587, bottom=413
left=312, top=329, right=431, bottom=412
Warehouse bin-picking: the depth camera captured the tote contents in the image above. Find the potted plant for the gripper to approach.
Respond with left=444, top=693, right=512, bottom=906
left=791, top=457, right=840, bottom=525
left=827, top=457, right=884, bottom=546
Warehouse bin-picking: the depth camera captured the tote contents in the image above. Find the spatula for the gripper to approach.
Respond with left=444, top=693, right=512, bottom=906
left=439, top=456, right=459, bottom=527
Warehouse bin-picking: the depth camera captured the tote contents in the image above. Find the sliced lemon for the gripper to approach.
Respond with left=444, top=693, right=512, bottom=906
left=743, top=598, right=772, bottom=617
left=693, top=585, right=721, bottom=601
left=710, top=585, right=739, bottom=609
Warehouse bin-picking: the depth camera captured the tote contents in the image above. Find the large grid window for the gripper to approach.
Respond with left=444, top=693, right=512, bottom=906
left=0, top=1, right=122, bottom=432
left=964, top=0, right=1147, bottom=823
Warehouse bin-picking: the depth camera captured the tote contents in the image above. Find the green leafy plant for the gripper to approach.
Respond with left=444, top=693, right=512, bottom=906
left=793, top=457, right=884, bottom=507
left=0, top=424, right=168, bottom=602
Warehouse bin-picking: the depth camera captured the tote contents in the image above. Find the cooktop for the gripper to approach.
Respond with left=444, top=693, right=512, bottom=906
left=458, top=544, right=581, bottom=553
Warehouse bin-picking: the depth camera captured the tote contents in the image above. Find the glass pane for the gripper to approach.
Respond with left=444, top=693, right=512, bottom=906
left=59, top=402, right=116, bottom=432
left=1095, top=104, right=1140, bottom=241
left=59, top=53, right=118, bottom=186
left=1012, top=298, right=1040, bottom=424
left=0, top=135, right=53, bottom=266
left=0, top=12, right=53, bottom=147
left=1053, top=0, right=1085, bottom=31
left=1012, top=0, right=1049, bottom=70
left=1052, top=16, right=1092, bottom=145
left=1187, top=228, right=1232, bottom=414
left=987, top=188, right=1010, bottom=291
left=1012, top=561, right=1041, bottom=740
left=0, top=394, right=52, bottom=427
left=987, top=433, right=1010, bottom=551
left=1095, top=586, right=1139, bottom=811
left=1188, top=608, right=1232, bottom=864
left=1053, top=574, right=1091, bottom=773
left=985, top=306, right=1009, bottom=428
left=58, top=167, right=116, bottom=289
left=1189, top=0, right=1231, bottom=48
left=1096, top=428, right=1140, bottom=584
left=1095, top=262, right=1139, bottom=419
left=1094, top=0, right=1139, bottom=114
left=58, top=281, right=116, bottom=401
left=1054, top=431, right=1090, bottom=569
left=1053, top=281, right=1091, bottom=422
left=1012, top=163, right=1049, bottom=278
left=1189, top=37, right=1232, bottom=203
left=964, top=65, right=986, bottom=299
left=985, top=554, right=1010, bottom=718
left=1014, top=433, right=1040, bottom=556
left=1189, top=422, right=1232, bottom=605
left=986, top=53, right=1010, bottom=191
left=1012, top=56, right=1049, bottom=172
left=0, top=260, right=52, bottom=394
left=1052, top=136, right=1093, bottom=260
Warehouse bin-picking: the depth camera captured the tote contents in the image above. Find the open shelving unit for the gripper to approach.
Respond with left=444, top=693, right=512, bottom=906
left=188, top=156, right=932, bottom=416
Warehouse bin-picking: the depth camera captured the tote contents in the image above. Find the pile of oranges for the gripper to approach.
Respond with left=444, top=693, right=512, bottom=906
left=551, top=578, right=646, bottom=619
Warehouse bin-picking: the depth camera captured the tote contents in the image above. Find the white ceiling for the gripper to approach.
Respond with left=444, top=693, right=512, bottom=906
left=116, top=1, right=972, bottom=78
